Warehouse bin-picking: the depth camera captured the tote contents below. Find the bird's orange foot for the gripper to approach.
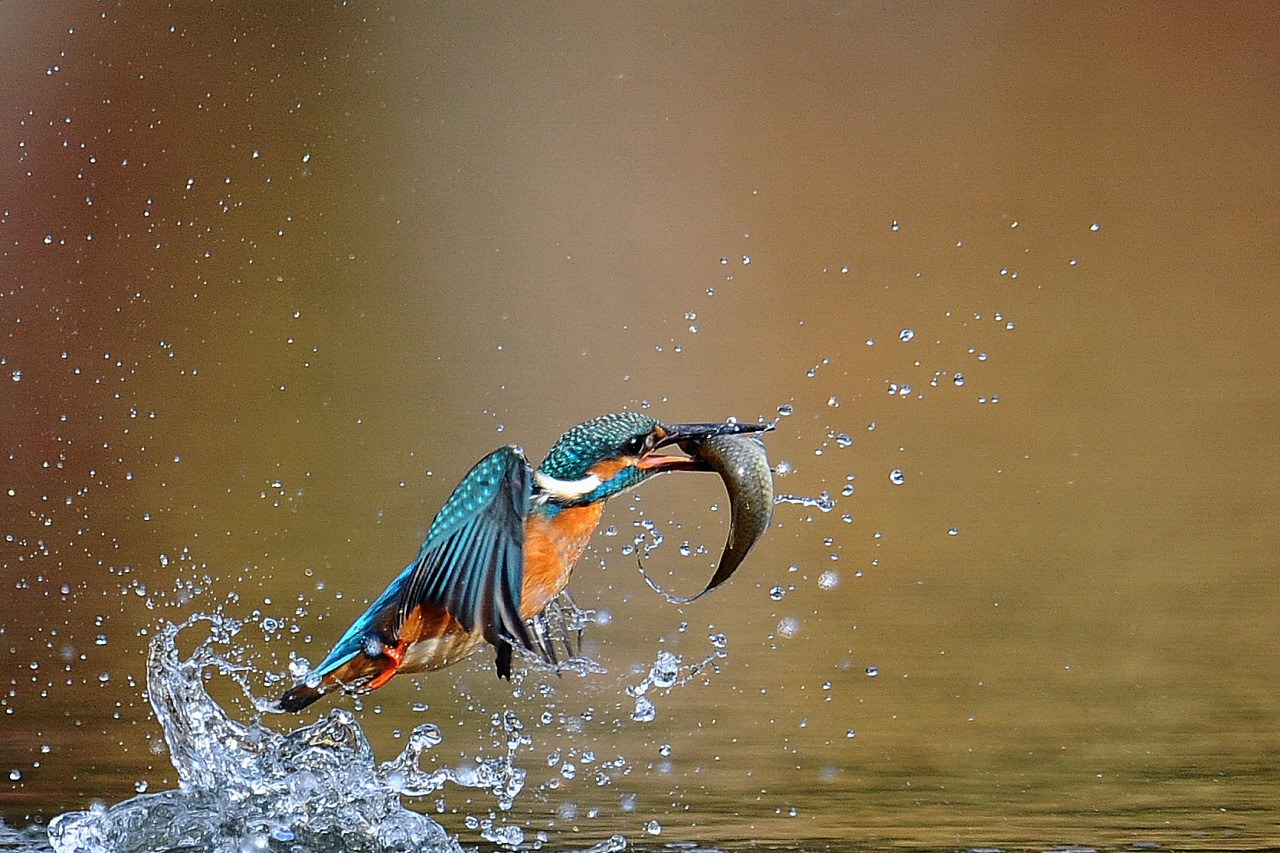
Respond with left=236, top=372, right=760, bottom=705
left=365, top=639, right=406, bottom=691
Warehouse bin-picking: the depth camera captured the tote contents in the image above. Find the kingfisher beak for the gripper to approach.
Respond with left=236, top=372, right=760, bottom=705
left=637, top=421, right=771, bottom=471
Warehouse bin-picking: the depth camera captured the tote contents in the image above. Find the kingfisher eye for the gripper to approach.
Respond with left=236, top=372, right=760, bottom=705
left=620, top=434, right=648, bottom=456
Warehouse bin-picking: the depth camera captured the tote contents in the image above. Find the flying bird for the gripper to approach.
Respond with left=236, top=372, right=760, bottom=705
left=278, top=412, right=774, bottom=712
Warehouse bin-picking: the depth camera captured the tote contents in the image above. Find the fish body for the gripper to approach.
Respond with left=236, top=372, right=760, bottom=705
left=678, top=429, right=775, bottom=601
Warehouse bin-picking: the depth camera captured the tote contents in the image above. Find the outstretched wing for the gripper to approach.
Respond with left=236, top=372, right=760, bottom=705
left=394, top=445, right=536, bottom=673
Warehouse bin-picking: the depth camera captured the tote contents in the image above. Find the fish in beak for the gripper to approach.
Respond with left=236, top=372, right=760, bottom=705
left=638, top=420, right=776, bottom=601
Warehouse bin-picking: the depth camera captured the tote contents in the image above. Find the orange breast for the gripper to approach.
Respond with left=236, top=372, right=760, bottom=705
left=521, top=503, right=605, bottom=617
left=394, top=502, right=607, bottom=675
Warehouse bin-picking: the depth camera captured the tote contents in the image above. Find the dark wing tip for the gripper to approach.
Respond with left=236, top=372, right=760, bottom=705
left=495, top=641, right=514, bottom=680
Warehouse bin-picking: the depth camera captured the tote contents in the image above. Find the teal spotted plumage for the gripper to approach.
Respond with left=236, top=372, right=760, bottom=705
left=396, top=447, right=532, bottom=649
left=539, top=412, right=659, bottom=481
left=415, top=447, right=530, bottom=563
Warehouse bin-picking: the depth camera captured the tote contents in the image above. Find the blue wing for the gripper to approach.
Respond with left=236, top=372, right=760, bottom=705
left=394, top=445, right=535, bottom=669
left=308, top=445, right=535, bottom=680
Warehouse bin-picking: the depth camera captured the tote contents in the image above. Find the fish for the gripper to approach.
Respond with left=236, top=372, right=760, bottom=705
left=671, top=428, right=775, bottom=602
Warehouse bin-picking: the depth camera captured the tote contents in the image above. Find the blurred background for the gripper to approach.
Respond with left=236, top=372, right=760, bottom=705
left=2, top=2, right=1279, bottom=849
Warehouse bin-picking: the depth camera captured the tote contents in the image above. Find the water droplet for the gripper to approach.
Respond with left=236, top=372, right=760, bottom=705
left=818, top=571, right=839, bottom=590
left=865, top=666, right=879, bottom=677
left=777, top=617, right=800, bottom=638
left=899, top=329, right=914, bottom=342
left=891, top=220, right=899, bottom=231
left=1090, top=222, right=1100, bottom=231
left=485, top=825, right=524, bottom=847
left=645, top=819, right=662, bottom=835
left=777, top=404, right=793, bottom=416
left=948, top=527, right=959, bottom=536
left=846, top=729, right=857, bottom=738
left=953, top=372, right=965, bottom=386
left=889, top=469, right=905, bottom=486
left=8, top=770, right=20, bottom=781
left=631, top=696, right=655, bottom=722
left=649, top=652, right=680, bottom=688
left=835, top=433, right=852, bottom=448
left=769, top=586, right=786, bottom=601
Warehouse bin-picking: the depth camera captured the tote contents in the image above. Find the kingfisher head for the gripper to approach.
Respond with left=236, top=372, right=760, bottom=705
left=534, top=412, right=766, bottom=506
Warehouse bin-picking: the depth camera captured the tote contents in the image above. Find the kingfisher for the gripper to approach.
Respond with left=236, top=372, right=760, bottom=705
left=278, top=412, right=772, bottom=712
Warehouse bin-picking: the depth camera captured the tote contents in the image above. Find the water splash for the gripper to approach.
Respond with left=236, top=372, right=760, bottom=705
left=626, top=635, right=728, bottom=723
left=47, top=615, right=505, bottom=853
left=774, top=491, right=836, bottom=513
left=522, top=593, right=608, bottom=678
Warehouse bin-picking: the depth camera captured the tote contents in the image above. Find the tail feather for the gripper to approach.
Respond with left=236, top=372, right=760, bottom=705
left=278, top=681, right=327, bottom=713
left=276, top=649, right=394, bottom=713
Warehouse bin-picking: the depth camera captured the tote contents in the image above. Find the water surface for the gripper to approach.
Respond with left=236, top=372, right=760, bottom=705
left=2, top=3, right=1278, bottom=850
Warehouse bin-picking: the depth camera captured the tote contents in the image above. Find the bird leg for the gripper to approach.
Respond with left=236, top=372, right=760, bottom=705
left=364, top=638, right=407, bottom=691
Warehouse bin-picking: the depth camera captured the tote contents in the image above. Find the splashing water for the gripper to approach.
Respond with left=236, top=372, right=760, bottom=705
left=626, top=637, right=728, bottom=723
left=45, top=615, right=529, bottom=853
left=522, top=593, right=608, bottom=678
left=774, top=491, right=837, bottom=513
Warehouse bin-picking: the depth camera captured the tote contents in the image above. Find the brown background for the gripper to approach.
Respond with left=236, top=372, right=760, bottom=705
left=2, top=3, right=1278, bottom=849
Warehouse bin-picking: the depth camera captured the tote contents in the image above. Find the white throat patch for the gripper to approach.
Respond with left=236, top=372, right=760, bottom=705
left=534, top=470, right=604, bottom=502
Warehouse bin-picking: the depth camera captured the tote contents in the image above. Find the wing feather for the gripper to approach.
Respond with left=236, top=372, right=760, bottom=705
left=393, top=446, right=537, bottom=660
